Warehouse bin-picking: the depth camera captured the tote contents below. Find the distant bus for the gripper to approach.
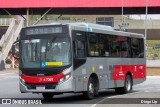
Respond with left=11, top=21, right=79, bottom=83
left=12, top=23, right=146, bottom=100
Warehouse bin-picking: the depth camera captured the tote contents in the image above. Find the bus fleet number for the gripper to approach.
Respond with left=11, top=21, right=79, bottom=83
left=43, top=78, right=54, bottom=82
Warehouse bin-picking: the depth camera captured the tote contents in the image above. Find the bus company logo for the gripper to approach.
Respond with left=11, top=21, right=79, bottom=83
left=2, top=99, right=11, bottom=104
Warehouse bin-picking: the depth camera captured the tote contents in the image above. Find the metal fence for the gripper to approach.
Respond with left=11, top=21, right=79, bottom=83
left=0, top=18, right=12, bottom=26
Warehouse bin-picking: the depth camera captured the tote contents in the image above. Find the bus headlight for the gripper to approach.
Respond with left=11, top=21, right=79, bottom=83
left=19, top=76, right=25, bottom=84
left=58, top=73, right=71, bottom=84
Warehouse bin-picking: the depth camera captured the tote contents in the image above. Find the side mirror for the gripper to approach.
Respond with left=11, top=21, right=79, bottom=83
left=12, top=40, right=19, bottom=60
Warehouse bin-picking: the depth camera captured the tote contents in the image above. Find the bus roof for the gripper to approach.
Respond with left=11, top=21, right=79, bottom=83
left=67, top=22, right=144, bottom=38
left=27, top=22, right=144, bottom=38
left=68, top=22, right=114, bottom=31
left=29, top=22, right=114, bottom=30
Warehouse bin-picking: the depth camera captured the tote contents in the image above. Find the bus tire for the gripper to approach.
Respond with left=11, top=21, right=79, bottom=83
left=115, top=74, right=132, bottom=94
left=42, top=93, right=54, bottom=100
left=83, top=77, right=95, bottom=100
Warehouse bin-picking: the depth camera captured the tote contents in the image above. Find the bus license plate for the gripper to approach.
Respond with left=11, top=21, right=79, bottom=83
left=36, top=86, right=45, bottom=90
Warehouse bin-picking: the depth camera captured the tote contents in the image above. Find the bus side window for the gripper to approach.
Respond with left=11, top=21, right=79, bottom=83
left=73, top=40, right=86, bottom=59
left=110, top=36, right=121, bottom=57
left=138, top=38, right=144, bottom=58
left=88, top=33, right=99, bottom=56
left=99, top=34, right=110, bottom=57
left=121, top=37, right=129, bottom=58
left=131, top=38, right=144, bottom=58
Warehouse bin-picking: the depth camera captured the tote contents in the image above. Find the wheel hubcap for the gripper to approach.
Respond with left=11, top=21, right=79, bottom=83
left=126, top=78, right=131, bottom=91
left=89, top=82, right=94, bottom=94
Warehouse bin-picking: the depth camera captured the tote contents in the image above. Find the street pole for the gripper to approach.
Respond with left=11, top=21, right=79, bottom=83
left=121, top=0, right=124, bottom=31
left=122, top=0, right=124, bottom=23
left=144, top=0, right=148, bottom=58
left=26, top=8, right=29, bottom=27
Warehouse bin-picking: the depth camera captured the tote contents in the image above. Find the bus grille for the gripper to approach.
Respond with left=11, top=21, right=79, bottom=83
left=26, top=83, right=57, bottom=90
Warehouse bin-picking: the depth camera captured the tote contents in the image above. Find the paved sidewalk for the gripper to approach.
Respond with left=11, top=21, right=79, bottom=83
left=0, top=68, right=18, bottom=74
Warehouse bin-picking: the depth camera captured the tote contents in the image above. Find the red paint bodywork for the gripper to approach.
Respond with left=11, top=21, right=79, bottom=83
left=0, top=0, right=159, bottom=8
left=21, top=64, right=145, bottom=83
left=21, top=73, right=64, bottom=84
left=112, top=64, right=146, bottom=80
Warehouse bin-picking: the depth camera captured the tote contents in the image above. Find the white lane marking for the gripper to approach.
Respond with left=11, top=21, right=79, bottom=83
left=107, top=91, right=141, bottom=98
left=134, top=87, right=154, bottom=90
left=0, top=76, right=18, bottom=77
left=90, top=104, right=96, bottom=107
left=0, top=73, right=15, bottom=76
left=0, top=75, right=18, bottom=81
left=3, top=77, right=9, bottom=80
left=90, top=91, right=141, bottom=107
left=144, top=91, right=150, bottom=92
left=147, top=76, right=160, bottom=78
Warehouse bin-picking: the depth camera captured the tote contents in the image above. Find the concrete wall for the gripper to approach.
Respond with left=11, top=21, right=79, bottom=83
left=147, top=60, right=160, bottom=67
left=114, top=19, right=160, bottom=29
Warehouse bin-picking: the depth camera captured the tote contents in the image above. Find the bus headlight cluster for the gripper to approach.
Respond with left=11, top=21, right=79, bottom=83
left=19, top=76, right=25, bottom=84
left=58, top=73, right=71, bottom=84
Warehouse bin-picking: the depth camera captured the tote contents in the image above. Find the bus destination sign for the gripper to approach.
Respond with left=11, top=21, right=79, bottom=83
left=25, top=27, right=63, bottom=35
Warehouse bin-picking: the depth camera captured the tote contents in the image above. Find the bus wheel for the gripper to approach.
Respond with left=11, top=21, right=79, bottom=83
left=115, top=75, right=132, bottom=94
left=83, top=78, right=95, bottom=100
left=42, top=93, right=54, bottom=100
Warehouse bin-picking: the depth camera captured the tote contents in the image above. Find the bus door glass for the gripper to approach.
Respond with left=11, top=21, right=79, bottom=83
left=72, top=30, right=87, bottom=91
left=72, top=30, right=87, bottom=70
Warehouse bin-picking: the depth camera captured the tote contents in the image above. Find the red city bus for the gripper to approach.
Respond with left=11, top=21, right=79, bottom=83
left=12, top=23, right=146, bottom=100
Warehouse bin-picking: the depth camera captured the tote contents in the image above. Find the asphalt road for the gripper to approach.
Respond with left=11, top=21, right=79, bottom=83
left=0, top=73, right=160, bottom=107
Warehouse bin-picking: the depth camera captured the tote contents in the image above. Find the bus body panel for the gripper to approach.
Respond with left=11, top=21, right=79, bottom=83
left=72, top=58, right=145, bottom=92
left=16, top=23, right=146, bottom=94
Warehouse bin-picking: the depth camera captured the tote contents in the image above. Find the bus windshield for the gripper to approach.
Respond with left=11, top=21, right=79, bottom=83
left=21, top=37, right=71, bottom=68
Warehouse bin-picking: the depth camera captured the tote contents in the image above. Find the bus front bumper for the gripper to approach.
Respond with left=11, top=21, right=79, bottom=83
left=19, top=77, right=75, bottom=93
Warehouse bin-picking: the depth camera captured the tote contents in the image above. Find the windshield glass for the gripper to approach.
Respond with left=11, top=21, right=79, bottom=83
left=21, top=37, right=71, bottom=68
